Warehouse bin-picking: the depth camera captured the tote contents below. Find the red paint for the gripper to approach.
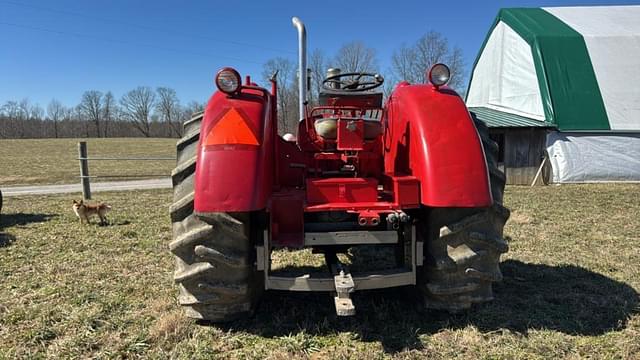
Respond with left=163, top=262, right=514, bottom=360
left=270, top=191, right=304, bottom=246
left=321, top=93, right=382, bottom=108
left=275, top=137, right=305, bottom=189
left=194, top=86, right=274, bottom=213
left=305, top=202, right=398, bottom=212
left=357, top=210, right=381, bottom=227
left=306, top=178, right=378, bottom=205
left=337, top=119, right=364, bottom=151
left=384, top=85, right=492, bottom=207
left=382, top=175, right=421, bottom=208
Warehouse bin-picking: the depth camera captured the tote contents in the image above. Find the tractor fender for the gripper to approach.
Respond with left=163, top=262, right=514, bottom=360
left=384, top=83, right=492, bottom=207
left=193, top=88, right=274, bottom=213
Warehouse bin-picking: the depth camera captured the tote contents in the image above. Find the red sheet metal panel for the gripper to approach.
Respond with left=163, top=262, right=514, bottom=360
left=194, top=88, right=274, bottom=213
left=270, top=191, right=304, bottom=247
left=306, top=177, right=378, bottom=205
left=384, top=84, right=492, bottom=207
left=337, top=119, right=364, bottom=151
left=383, top=175, right=420, bottom=208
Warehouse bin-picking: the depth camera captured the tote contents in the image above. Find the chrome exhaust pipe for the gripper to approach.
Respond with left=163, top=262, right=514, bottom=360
left=291, top=17, right=307, bottom=121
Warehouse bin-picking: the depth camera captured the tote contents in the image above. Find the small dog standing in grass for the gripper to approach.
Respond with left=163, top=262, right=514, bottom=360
left=72, top=199, right=111, bottom=225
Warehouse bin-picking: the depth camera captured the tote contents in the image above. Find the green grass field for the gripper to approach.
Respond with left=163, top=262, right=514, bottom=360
left=0, top=138, right=176, bottom=186
left=1, top=184, right=639, bottom=359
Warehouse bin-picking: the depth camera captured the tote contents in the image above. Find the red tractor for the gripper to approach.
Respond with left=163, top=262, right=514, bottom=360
left=170, top=17, right=509, bottom=321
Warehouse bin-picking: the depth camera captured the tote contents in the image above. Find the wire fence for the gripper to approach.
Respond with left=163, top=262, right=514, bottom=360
left=77, top=141, right=174, bottom=199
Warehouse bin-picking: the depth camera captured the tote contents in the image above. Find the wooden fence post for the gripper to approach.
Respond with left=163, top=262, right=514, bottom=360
left=530, top=154, right=548, bottom=187
left=78, top=141, right=92, bottom=200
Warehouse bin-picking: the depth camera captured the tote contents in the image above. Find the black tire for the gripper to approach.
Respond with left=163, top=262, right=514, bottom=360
left=417, top=116, right=510, bottom=311
left=170, top=111, right=263, bottom=321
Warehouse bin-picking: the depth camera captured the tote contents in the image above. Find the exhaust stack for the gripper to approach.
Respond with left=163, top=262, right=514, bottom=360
left=292, top=17, right=307, bottom=121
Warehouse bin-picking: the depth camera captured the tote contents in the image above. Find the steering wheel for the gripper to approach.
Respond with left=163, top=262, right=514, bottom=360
left=322, top=72, right=384, bottom=92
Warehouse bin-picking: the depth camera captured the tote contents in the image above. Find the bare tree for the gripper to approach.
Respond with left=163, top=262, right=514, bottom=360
left=333, top=41, right=378, bottom=73
left=47, top=99, right=65, bottom=138
left=14, top=99, right=31, bottom=137
left=120, top=86, right=156, bottom=137
left=0, top=101, right=19, bottom=138
left=29, top=103, right=44, bottom=121
left=391, top=31, right=465, bottom=90
left=308, top=48, right=328, bottom=105
left=18, top=99, right=29, bottom=120
left=262, top=57, right=298, bottom=134
left=185, top=101, right=204, bottom=115
left=1, top=101, right=20, bottom=119
left=156, top=87, right=182, bottom=137
left=102, top=91, right=116, bottom=138
left=0, top=99, right=47, bottom=138
left=79, top=90, right=103, bottom=137
left=180, top=101, right=205, bottom=131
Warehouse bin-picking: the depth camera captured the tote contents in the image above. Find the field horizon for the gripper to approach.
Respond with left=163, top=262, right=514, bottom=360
left=0, top=138, right=176, bottom=187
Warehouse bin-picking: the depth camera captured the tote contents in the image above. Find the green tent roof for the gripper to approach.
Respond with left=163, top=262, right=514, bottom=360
left=467, top=7, right=620, bottom=131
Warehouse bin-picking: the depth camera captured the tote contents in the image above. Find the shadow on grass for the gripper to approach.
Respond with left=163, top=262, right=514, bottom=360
left=112, top=220, right=131, bottom=226
left=0, top=232, right=16, bottom=247
left=0, top=213, right=57, bottom=228
left=217, top=260, right=639, bottom=353
left=0, top=213, right=56, bottom=248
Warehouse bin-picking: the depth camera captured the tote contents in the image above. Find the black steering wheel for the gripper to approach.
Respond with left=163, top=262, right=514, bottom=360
left=322, top=72, right=384, bottom=92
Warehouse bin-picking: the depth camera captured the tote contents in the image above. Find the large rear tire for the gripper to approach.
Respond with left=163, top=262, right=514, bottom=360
left=170, top=112, right=263, bottom=321
left=418, top=116, right=510, bottom=311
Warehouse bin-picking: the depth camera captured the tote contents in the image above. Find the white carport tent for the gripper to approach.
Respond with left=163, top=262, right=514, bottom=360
left=466, top=6, right=640, bottom=183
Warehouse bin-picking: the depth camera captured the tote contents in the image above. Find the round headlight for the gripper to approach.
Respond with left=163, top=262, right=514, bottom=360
left=215, top=67, right=241, bottom=94
left=428, top=63, right=450, bottom=87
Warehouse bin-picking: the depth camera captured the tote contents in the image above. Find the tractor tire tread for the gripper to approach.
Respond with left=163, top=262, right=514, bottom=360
left=177, top=130, right=199, bottom=152
left=170, top=112, right=262, bottom=322
left=419, top=113, right=509, bottom=312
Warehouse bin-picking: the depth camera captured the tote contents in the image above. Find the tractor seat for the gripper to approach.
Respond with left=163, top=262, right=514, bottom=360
left=314, top=117, right=382, bottom=140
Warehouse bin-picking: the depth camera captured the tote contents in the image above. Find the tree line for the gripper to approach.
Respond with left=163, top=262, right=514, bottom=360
left=0, top=87, right=204, bottom=139
left=263, top=31, right=465, bottom=134
left=1, top=30, right=462, bottom=139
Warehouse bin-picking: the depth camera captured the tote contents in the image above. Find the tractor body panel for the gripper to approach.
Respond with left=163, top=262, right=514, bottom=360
left=194, top=88, right=274, bottom=213
left=385, top=83, right=492, bottom=207
left=306, top=177, right=378, bottom=204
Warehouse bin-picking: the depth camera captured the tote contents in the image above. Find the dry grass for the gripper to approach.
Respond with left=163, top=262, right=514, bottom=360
left=0, top=184, right=639, bottom=359
left=0, top=138, right=176, bottom=186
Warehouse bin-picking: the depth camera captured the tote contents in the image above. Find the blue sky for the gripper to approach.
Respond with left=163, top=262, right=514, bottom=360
left=1, top=0, right=638, bottom=109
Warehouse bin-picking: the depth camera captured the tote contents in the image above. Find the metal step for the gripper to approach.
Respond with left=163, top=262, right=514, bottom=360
left=304, top=230, right=398, bottom=246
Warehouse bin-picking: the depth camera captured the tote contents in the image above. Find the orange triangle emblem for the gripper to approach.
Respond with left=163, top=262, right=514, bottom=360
left=205, top=107, right=260, bottom=146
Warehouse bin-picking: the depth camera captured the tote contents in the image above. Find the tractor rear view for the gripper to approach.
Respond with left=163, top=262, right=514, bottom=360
left=170, top=17, right=509, bottom=321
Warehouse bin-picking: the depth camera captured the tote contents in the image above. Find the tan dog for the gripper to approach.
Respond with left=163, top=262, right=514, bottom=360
left=72, top=200, right=111, bottom=225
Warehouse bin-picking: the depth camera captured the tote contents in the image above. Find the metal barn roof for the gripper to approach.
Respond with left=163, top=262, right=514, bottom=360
left=469, top=107, right=554, bottom=129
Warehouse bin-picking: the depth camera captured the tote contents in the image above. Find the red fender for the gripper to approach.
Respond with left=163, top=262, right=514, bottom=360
left=193, top=87, right=274, bottom=213
left=384, top=83, right=492, bottom=207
